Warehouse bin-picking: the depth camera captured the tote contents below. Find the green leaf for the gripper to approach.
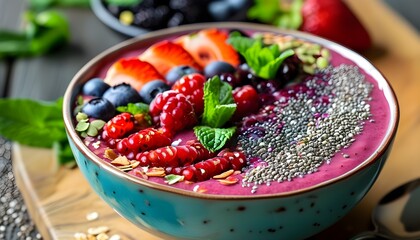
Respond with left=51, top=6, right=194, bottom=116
left=0, top=98, right=67, bottom=148
left=247, top=0, right=280, bottom=23
left=53, top=140, right=75, bottom=165
left=228, top=34, right=295, bottom=79
left=202, top=76, right=236, bottom=128
left=165, top=174, right=184, bottom=185
left=194, top=126, right=237, bottom=152
left=258, top=49, right=295, bottom=79
left=247, top=0, right=303, bottom=29
left=117, top=102, right=149, bottom=115
left=227, top=31, right=257, bottom=54
left=104, top=0, right=142, bottom=6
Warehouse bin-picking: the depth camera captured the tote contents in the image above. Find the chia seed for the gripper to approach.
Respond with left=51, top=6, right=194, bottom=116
left=238, top=65, right=373, bottom=193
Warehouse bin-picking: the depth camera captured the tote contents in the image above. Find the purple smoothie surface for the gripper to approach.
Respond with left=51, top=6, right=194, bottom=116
left=80, top=35, right=391, bottom=196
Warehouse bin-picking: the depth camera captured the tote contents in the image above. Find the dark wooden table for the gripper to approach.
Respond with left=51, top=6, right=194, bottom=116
left=1, top=0, right=419, bottom=239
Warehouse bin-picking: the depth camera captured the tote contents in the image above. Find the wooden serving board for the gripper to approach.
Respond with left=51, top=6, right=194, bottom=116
left=12, top=0, right=420, bottom=239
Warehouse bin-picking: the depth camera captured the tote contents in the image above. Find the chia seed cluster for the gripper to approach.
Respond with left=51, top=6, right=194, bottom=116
left=238, top=65, right=374, bottom=193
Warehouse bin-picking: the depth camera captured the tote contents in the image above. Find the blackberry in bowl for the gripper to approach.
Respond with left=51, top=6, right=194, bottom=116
left=90, top=0, right=252, bottom=37
left=63, top=23, right=399, bottom=239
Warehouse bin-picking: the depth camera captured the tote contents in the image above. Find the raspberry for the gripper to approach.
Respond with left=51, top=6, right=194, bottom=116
left=232, top=85, right=260, bottom=121
left=116, top=128, right=171, bottom=155
left=171, top=73, right=206, bottom=115
left=102, top=112, right=134, bottom=139
left=149, top=90, right=197, bottom=137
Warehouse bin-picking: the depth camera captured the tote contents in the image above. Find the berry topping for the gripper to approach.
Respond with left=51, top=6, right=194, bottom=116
left=171, top=73, right=206, bottom=116
left=203, top=61, right=235, bottom=78
left=139, top=80, right=171, bottom=104
left=82, top=78, right=110, bottom=97
left=81, top=98, right=116, bottom=121
left=116, top=128, right=172, bottom=156
left=217, top=150, right=247, bottom=171
left=102, top=112, right=135, bottom=139
left=104, top=58, right=164, bottom=91
left=232, top=85, right=260, bottom=121
left=103, top=83, right=142, bottom=107
left=139, top=41, right=202, bottom=76
left=136, top=141, right=215, bottom=168
left=149, top=90, right=197, bottom=137
left=175, top=28, right=240, bottom=68
left=165, top=65, right=199, bottom=86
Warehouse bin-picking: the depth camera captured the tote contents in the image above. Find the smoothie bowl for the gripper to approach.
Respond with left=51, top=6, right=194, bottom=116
left=63, top=23, right=399, bottom=240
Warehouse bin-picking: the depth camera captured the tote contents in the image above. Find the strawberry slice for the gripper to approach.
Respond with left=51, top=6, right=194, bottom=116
left=104, top=58, right=164, bottom=91
left=139, top=41, right=202, bottom=76
left=174, top=28, right=240, bottom=68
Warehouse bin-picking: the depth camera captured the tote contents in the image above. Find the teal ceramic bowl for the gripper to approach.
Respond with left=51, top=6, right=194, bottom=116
left=63, top=23, right=399, bottom=240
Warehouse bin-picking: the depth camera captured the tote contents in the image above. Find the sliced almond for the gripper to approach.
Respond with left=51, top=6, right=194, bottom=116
left=146, top=167, right=166, bottom=177
left=96, top=233, right=110, bottom=240
left=133, top=168, right=148, bottom=180
left=87, top=226, right=109, bottom=236
left=192, top=185, right=207, bottom=193
left=130, top=160, right=140, bottom=169
left=104, top=149, right=119, bottom=160
left=218, top=176, right=239, bottom=185
left=111, top=156, right=130, bottom=166
left=212, top=169, right=234, bottom=179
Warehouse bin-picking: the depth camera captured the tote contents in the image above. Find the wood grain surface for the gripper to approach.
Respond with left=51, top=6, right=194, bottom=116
left=12, top=0, right=420, bottom=239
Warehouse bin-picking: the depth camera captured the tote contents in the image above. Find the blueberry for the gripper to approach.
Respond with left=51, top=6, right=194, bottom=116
left=166, top=65, right=199, bottom=85
left=102, top=83, right=142, bottom=107
left=204, top=61, right=235, bottom=78
left=208, top=1, right=234, bottom=21
left=227, top=0, right=248, bottom=10
left=82, top=78, right=110, bottom=97
left=139, top=80, right=170, bottom=104
left=82, top=98, right=115, bottom=121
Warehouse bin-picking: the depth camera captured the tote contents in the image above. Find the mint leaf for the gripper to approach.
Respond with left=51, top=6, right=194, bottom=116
left=258, top=49, right=295, bottom=79
left=117, top=102, right=149, bottom=115
left=0, top=98, right=67, bottom=148
left=228, top=34, right=295, bottom=79
left=194, top=126, right=236, bottom=152
left=202, top=76, right=236, bottom=128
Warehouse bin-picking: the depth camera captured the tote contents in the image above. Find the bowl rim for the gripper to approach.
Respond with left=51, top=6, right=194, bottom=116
left=63, top=22, right=400, bottom=200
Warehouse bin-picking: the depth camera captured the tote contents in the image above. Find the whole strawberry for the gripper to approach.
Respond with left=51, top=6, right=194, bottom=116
left=300, top=0, right=371, bottom=51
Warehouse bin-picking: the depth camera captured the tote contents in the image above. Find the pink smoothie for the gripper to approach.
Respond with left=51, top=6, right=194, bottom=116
left=81, top=36, right=391, bottom=196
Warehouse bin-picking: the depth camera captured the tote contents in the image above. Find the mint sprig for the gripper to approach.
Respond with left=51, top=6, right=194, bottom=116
left=0, top=97, right=75, bottom=165
left=228, top=33, right=295, bottom=79
left=0, top=98, right=67, bottom=148
left=194, top=126, right=236, bottom=152
left=202, top=76, right=236, bottom=128
left=194, top=76, right=237, bottom=152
